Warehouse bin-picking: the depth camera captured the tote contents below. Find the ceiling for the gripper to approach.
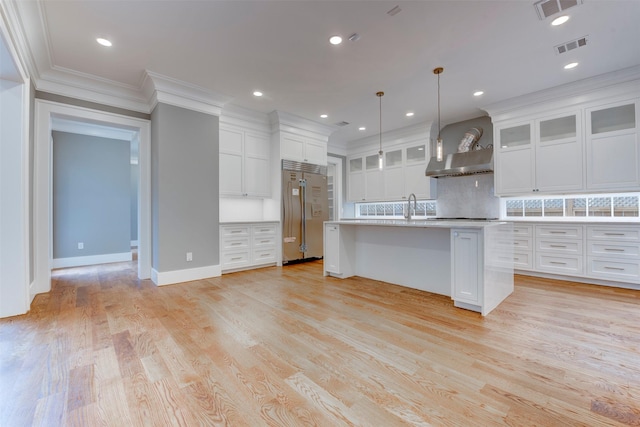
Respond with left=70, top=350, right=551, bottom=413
left=9, top=0, right=640, bottom=147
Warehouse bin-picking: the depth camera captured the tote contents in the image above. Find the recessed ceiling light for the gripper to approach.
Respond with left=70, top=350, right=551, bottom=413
left=96, top=37, right=112, bottom=47
left=358, top=127, right=366, bottom=131
left=253, top=91, right=263, bottom=97
left=473, top=91, right=484, bottom=97
left=320, top=114, right=328, bottom=119
left=329, top=35, right=343, bottom=45
left=406, top=112, right=414, bottom=117
left=564, top=62, right=578, bottom=69
left=551, top=15, right=570, bottom=26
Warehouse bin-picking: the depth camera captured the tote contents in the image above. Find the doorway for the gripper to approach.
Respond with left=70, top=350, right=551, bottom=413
left=33, top=100, right=151, bottom=298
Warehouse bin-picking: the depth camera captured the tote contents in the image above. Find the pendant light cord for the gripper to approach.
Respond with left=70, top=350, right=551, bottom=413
left=377, top=91, right=384, bottom=154
left=437, top=72, right=441, bottom=140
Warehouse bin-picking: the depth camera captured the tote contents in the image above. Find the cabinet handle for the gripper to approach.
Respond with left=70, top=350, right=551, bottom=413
left=231, top=242, right=242, bottom=246
left=604, top=266, right=625, bottom=271
left=231, top=230, right=242, bottom=234
left=549, top=231, right=567, bottom=234
left=261, top=240, right=270, bottom=244
left=260, top=253, right=271, bottom=258
left=550, top=244, right=567, bottom=248
left=231, top=257, right=243, bottom=261
left=550, top=261, right=566, bottom=265
left=604, top=233, right=625, bottom=236
left=604, top=248, right=625, bottom=252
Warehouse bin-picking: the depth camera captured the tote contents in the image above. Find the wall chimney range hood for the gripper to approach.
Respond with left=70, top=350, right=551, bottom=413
left=425, top=147, right=494, bottom=178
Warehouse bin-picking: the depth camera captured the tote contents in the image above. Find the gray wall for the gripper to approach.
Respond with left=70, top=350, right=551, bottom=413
left=36, top=91, right=150, bottom=120
left=52, top=131, right=131, bottom=258
left=151, top=103, right=219, bottom=272
left=131, top=164, right=138, bottom=242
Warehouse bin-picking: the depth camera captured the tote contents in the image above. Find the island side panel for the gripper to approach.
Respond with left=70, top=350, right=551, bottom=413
left=482, top=223, right=515, bottom=315
left=353, top=225, right=451, bottom=296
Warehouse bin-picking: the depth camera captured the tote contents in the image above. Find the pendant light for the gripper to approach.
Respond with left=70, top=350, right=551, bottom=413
left=377, top=91, right=384, bottom=170
left=434, top=67, right=444, bottom=162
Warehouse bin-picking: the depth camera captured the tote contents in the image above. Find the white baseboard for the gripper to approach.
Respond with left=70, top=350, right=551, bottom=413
left=151, top=264, right=222, bottom=286
left=52, top=252, right=133, bottom=269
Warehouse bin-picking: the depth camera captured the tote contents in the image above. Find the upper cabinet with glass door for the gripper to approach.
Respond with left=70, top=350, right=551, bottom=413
left=586, top=100, right=640, bottom=191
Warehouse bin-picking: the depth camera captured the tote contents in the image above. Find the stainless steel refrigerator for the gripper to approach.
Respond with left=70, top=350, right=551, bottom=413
left=282, top=160, right=328, bottom=264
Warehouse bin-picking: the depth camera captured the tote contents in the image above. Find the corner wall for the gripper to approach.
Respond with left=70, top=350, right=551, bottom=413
left=150, top=103, right=220, bottom=284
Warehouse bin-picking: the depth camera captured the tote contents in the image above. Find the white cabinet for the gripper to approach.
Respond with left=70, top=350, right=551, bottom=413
left=586, top=100, right=640, bottom=191
left=323, top=223, right=355, bottom=278
left=451, top=229, right=481, bottom=305
left=511, top=224, right=533, bottom=270
left=496, top=111, right=582, bottom=195
left=346, top=143, right=436, bottom=202
left=586, top=225, right=640, bottom=284
left=404, top=144, right=436, bottom=200
left=281, top=134, right=327, bottom=165
left=220, top=127, right=271, bottom=198
left=534, top=224, right=584, bottom=276
left=221, top=222, right=278, bottom=273
left=364, top=154, right=384, bottom=201
left=347, top=157, right=365, bottom=202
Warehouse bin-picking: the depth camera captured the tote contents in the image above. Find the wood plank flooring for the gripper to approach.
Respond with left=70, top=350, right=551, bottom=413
left=1, top=260, right=640, bottom=426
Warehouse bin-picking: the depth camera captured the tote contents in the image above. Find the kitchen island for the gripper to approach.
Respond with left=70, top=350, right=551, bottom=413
left=323, top=219, right=514, bottom=316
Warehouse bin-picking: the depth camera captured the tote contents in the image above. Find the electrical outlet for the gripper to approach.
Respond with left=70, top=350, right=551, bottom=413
left=186, top=252, right=193, bottom=262
left=78, top=242, right=84, bottom=250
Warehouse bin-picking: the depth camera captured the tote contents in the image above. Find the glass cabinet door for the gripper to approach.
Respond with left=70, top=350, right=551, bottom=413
left=365, top=154, right=380, bottom=170
left=539, top=115, right=576, bottom=142
left=499, top=123, right=531, bottom=148
left=406, top=145, right=426, bottom=163
left=591, top=103, right=636, bottom=134
left=349, top=157, right=362, bottom=173
left=385, top=149, right=402, bottom=168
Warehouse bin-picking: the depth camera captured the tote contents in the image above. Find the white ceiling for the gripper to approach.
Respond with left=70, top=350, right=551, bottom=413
left=9, top=0, right=640, bottom=147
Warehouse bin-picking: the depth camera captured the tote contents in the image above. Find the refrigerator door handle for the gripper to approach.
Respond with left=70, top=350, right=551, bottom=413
left=299, top=178, right=307, bottom=253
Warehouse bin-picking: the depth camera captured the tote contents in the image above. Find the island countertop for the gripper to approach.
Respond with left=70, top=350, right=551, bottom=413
left=326, top=218, right=508, bottom=228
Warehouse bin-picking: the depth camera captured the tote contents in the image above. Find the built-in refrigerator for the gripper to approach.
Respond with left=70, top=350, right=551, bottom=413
left=281, top=160, right=328, bottom=264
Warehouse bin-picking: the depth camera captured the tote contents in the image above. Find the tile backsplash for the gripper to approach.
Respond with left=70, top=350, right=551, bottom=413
left=436, top=174, right=500, bottom=218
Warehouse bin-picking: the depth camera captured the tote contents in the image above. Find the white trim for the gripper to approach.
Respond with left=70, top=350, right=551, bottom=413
left=327, top=155, right=343, bottom=220
left=34, top=99, right=152, bottom=298
left=151, top=264, right=222, bottom=287
left=52, top=252, right=132, bottom=269
left=269, top=110, right=337, bottom=139
left=143, top=71, right=232, bottom=116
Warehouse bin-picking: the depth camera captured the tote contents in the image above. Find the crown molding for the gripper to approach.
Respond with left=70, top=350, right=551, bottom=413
left=346, top=121, right=434, bottom=155
left=485, top=65, right=640, bottom=122
left=0, top=0, right=32, bottom=82
left=220, top=103, right=271, bottom=134
left=143, top=71, right=233, bottom=117
left=269, top=110, right=337, bottom=140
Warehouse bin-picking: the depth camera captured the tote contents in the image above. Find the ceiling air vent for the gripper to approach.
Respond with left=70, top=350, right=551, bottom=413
left=334, top=121, right=350, bottom=127
left=534, top=0, right=582, bottom=20
left=555, top=36, right=588, bottom=55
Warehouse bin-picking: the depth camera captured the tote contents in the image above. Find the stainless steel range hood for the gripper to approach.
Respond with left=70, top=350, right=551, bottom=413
left=425, top=147, right=493, bottom=178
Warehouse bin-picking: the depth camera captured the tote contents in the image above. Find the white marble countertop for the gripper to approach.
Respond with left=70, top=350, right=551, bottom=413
left=220, top=220, right=279, bottom=225
left=326, top=219, right=506, bottom=228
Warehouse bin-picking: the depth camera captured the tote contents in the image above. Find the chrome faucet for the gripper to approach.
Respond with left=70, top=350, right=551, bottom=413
left=405, top=193, right=417, bottom=220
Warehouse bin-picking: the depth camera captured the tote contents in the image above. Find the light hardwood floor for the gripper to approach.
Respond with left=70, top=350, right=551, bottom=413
left=1, top=260, right=639, bottom=426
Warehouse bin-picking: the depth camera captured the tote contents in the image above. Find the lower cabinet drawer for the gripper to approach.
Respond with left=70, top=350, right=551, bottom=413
left=253, top=235, right=276, bottom=248
left=222, top=251, right=250, bottom=268
left=513, top=238, right=532, bottom=251
left=222, top=237, right=250, bottom=251
left=536, top=253, right=583, bottom=275
left=253, top=224, right=277, bottom=237
left=588, top=226, right=640, bottom=242
left=587, top=242, right=640, bottom=259
left=537, top=239, right=582, bottom=255
left=222, top=226, right=250, bottom=238
left=253, top=248, right=277, bottom=264
left=513, top=251, right=533, bottom=270
left=587, top=257, right=640, bottom=283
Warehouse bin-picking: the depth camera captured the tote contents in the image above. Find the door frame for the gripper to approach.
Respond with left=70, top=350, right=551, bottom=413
left=33, top=99, right=151, bottom=297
